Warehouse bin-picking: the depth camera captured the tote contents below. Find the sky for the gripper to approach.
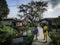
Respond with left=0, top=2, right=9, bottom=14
left=6, top=0, right=60, bottom=18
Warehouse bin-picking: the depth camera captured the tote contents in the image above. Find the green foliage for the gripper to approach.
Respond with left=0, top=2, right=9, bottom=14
left=23, top=27, right=34, bottom=45
left=0, top=25, right=17, bottom=43
left=49, top=32, right=60, bottom=45
left=24, top=35, right=34, bottom=45
left=0, top=0, right=9, bottom=18
left=18, top=1, right=47, bottom=26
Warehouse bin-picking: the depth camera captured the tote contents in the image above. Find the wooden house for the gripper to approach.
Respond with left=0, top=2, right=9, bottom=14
left=40, top=16, right=60, bottom=28
left=1, top=18, right=15, bottom=27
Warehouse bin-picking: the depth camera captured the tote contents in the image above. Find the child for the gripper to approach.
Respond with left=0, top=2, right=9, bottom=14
left=43, top=24, right=48, bottom=42
left=34, top=26, right=38, bottom=40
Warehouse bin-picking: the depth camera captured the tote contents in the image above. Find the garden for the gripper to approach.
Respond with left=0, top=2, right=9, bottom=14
left=49, top=28, right=60, bottom=45
left=0, top=24, right=34, bottom=45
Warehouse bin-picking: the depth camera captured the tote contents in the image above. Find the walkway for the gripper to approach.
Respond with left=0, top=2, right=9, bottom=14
left=32, top=26, right=52, bottom=45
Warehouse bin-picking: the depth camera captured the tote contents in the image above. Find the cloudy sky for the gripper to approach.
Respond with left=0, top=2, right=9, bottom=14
left=6, top=0, right=60, bottom=18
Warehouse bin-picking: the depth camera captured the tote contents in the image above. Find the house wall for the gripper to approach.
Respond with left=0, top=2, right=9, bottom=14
left=1, top=19, right=15, bottom=27
left=2, top=21, right=12, bottom=25
left=44, top=17, right=60, bottom=28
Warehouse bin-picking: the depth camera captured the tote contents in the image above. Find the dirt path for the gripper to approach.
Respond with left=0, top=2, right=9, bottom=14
left=32, top=26, right=52, bottom=45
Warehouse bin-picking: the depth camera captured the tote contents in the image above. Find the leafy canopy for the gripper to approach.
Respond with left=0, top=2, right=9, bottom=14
left=0, top=0, right=9, bottom=18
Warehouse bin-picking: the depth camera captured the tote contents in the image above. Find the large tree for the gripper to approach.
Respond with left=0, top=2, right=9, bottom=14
left=18, top=1, right=47, bottom=26
left=0, top=0, right=9, bottom=20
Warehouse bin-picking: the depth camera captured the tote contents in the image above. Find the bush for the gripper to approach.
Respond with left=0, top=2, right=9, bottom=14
left=49, top=32, right=60, bottom=45
left=23, top=35, right=34, bottom=45
left=23, top=27, right=34, bottom=45
left=0, top=25, right=17, bottom=43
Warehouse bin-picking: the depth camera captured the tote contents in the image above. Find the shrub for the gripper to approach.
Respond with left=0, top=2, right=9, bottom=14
left=0, top=25, right=17, bottom=43
left=49, top=32, right=60, bottom=45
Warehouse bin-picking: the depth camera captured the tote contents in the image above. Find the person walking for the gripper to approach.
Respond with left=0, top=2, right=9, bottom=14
left=43, top=24, right=48, bottom=42
left=34, top=26, right=38, bottom=40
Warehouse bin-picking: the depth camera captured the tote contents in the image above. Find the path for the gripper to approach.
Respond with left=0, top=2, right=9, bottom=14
left=32, top=26, right=52, bottom=45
